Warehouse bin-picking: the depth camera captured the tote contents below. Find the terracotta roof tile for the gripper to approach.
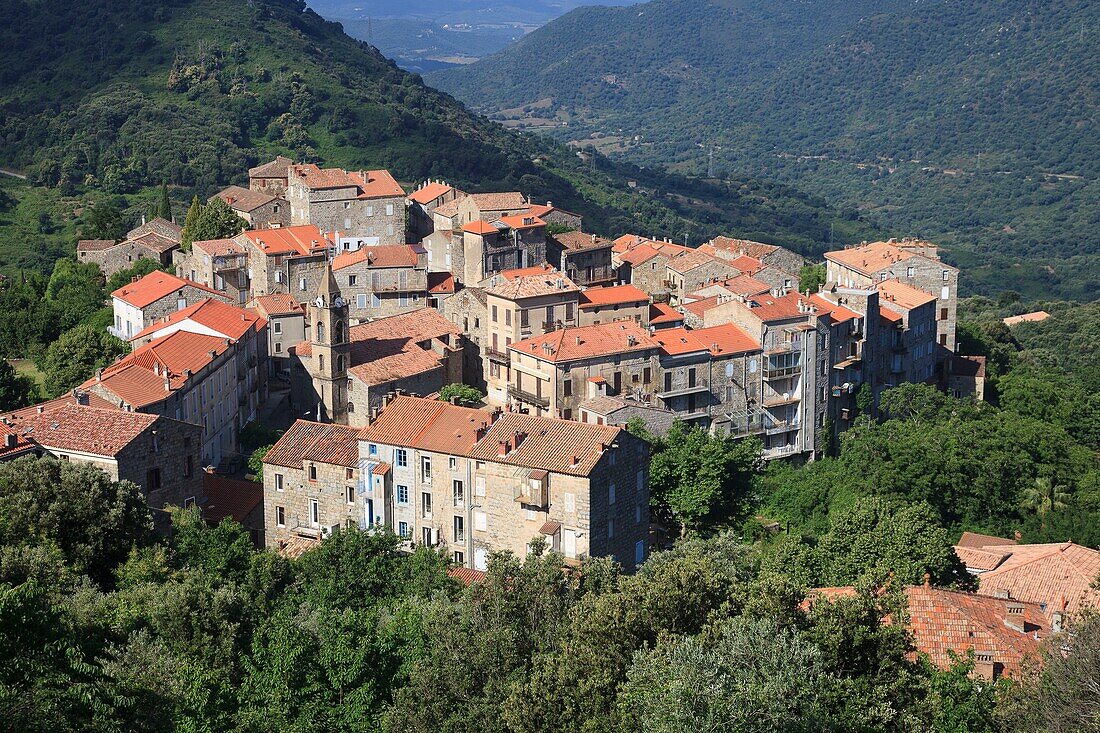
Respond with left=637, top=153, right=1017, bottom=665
left=468, top=192, right=526, bottom=211
left=877, top=279, right=937, bottom=309
left=264, top=420, right=361, bottom=469
left=497, top=213, right=545, bottom=230
left=448, top=566, right=487, bottom=585
left=824, top=241, right=919, bottom=276
left=469, top=411, right=624, bottom=476
left=551, top=231, right=613, bottom=252
left=958, top=531, right=1017, bottom=549
left=76, top=239, right=117, bottom=252
left=649, top=302, right=684, bottom=324
left=463, top=220, right=497, bottom=236
left=278, top=535, right=320, bottom=558
left=238, top=224, right=331, bottom=257
left=251, top=293, right=304, bottom=317
left=408, top=182, right=453, bottom=205
left=332, top=245, right=419, bottom=271
left=193, top=237, right=247, bottom=257
left=428, top=271, right=456, bottom=294
left=131, top=299, right=265, bottom=342
left=203, top=474, right=263, bottom=525
left=289, top=164, right=403, bottom=199
left=111, top=271, right=223, bottom=309
left=970, top=542, right=1100, bottom=618
left=578, top=284, right=648, bottom=309
left=12, top=403, right=159, bottom=456
left=358, top=396, right=490, bottom=456
left=211, top=185, right=282, bottom=213
left=705, top=236, right=780, bottom=260
left=249, top=155, right=293, bottom=178
left=90, top=331, right=232, bottom=408
left=511, top=321, right=659, bottom=363
left=487, top=269, right=580, bottom=300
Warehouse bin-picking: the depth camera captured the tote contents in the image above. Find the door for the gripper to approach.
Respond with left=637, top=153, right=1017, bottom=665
left=561, top=528, right=577, bottom=558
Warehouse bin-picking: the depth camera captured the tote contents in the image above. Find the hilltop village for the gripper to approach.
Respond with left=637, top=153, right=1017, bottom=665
left=8, top=156, right=1084, bottom=679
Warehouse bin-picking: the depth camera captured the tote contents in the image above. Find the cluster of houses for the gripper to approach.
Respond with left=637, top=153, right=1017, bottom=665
left=47, top=156, right=1092, bottom=678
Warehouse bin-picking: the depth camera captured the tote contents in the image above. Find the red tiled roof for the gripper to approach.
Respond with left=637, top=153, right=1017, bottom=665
left=667, top=248, right=721, bottom=274
left=958, top=531, right=1017, bottom=549
left=618, top=243, right=663, bottom=266
left=278, top=535, right=320, bottom=559
left=211, top=185, right=281, bottom=213
left=970, top=542, right=1100, bottom=618
left=651, top=327, right=709, bottom=356
left=877, top=279, right=936, bottom=309
left=824, top=241, right=917, bottom=276
left=648, top=302, right=684, bottom=324
left=463, top=220, right=497, bottom=236
left=487, top=268, right=580, bottom=300
left=743, top=291, right=818, bottom=322
left=89, top=331, right=232, bottom=408
left=131, top=299, right=265, bottom=342
left=956, top=546, right=1013, bottom=572
left=408, top=182, right=453, bottom=205
left=808, top=294, right=861, bottom=325
left=358, top=396, right=490, bottom=456
left=727, top=254, right=765, bottom=274
left=448, top=566, right=487, bottom=586
left=467, top=192, right=526, bottom=211
left=332, top=245, right=419, bottom=271
left=238, top=224, right=331, bottom=257
left=497, top=214, right=545, bottom=230
left=13, top=403, right=158, bottom=456
left=77, top=239, right=117, bottom=252
left=252, top=293, right=304, bottom=317
left=681, top=295, right=720, bottom=318
left=705, top=236, right=780, bottom=260
left=526, top=202, right=581, bottom=219
left=500, top=263, right=555, bottom=280
left=203, top=474, right=263, bottom=525
left=126, top=231, right=179, bottom=254
left=469, top=411, right=624, bottom=476
left=721, top=273, right=772, bottom=297
left=578, top=284, right=649, bottom=309
left=511, top=321, right=659, bottom=363
left=652, top=323, right=760, bottom=357
left=111, top=271, right=222, bottom=309
left=249, top=155, right=293, bottom=179
left=551, top=231, right=612, bottom=252
left=264, top=420, right=361, bottom=470
left=193, top=237, right=247, bottom=257
left=428, top=271, right=456, bottom=294
left=289, top=164, right=403, bottom=199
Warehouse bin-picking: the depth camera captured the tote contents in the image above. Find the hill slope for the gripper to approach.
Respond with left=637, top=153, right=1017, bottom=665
left=432, top=0, right=1100, bottom=298
left=0, top=0, right=876, bottom=270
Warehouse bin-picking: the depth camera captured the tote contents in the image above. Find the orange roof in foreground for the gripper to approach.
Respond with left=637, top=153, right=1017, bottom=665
left=578, top=284, right=649, bottom=309
left=131, top=299, right=265, bottom=341
left=89, top=331, right=231, bottom=407
left=290, top=164, right=403, bottom=199
left=497, top=214, right=545, bottom=230
left=653, top=323, right=759, bottom=357
left=428, top=271, right=456, bottom=294
left=112, top=271, right=222, bottom=309
left=359, top=396, right=490, bottom=457
left=13, top=403, right=159, bottom=456
left=238, top=224, right=331, bottom=256
left=463, top=220, right=497, bottom=236
left=807, top=294, right=861, bottom=325
left=332, top=244, right=420, bottom=271
left=264, top=420, right=361, bottom=469
left=805, top=585, right=1046, bottom=679
left=408, top=182, right=454, bottom=205
left=967, top=541, right=1100, bottom=619
left=649, top=302, right=684, bottom=324
left=511, top=321, right=659, bottom=363
left=252, top=293, right=304, bottom=317
left=877, top=279, right=937, bottom=310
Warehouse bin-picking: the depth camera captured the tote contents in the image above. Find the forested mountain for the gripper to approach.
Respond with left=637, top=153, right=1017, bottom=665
left=432, top=0, right=1100, bottom=299
left=0, top=0, right=875, bottom=270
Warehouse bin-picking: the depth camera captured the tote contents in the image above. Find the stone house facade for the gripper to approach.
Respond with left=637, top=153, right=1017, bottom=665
left=454, top=192, right=529, bottom=225
left=110, top=271, right=232, bottom=339
left=78, top=217, right=182, bottom=279
left=357, top=395, right=651, bottom=571
left=211, top=185, right=289, bottom=230
left=331, top=244, right=429, bottom=322
left=440, top=286, right=489, bottom=391
left=175, top=238, right=252, bottom=306
left=407, top=181, right=463, bottom=240
left=577, top=284, right=651, bottom=327
left=286, top=164, right=406, bottom=243
left=547, top=231, right=615, bottom=286
left=234, top=224, right=333, bottom=299
left=250, top=293, right=306, bottom=378
left=825, top=239, right=958, bottom=355
left=249, top=156, right=294, bottom=197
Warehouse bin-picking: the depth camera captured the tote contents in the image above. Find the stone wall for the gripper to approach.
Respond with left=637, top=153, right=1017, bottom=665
left=263, top=459, right=360, bottom=548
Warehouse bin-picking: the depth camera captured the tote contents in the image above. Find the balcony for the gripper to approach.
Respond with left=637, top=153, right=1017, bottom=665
left=677, top=409, right=710, bottom=422
left=514, top=480, right=548, bottom=508
left=212, top=254, right=247, bottom=272
left=486, top=346, right=511, bottom=366
left=763, top=363, right=801, bottom=380
left=508, top=384, right=550, bottom=409
left=765, top=420, right=798, bottom=436
left=763, top=444, right=800, bottom=459
left=656, top=382, right=709, bottom=399
left=763, top=394, right=800, bottom=407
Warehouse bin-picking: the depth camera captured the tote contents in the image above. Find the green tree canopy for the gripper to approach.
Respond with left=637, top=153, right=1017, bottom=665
left=181, top=198, right=246, bottom=249
left=437, top=383, right=484, bottom=406
left=39, top=324, right=129, bottom=397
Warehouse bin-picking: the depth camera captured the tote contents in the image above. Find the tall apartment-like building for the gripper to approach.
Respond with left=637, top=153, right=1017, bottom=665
left=825, top=239, right=958, bottom=355
left=483, top=266, right=581, bottom=404
left=286, top=164, right=406, bottom=243
left=355, top=395, right=651, bottom=570
left=546, top=231, right=615, bottom=286
left=460, top=215, right=547, bottom=285
left=331, top=244, right=429, bottom=321
left=236, top=224, right=334, bottom=298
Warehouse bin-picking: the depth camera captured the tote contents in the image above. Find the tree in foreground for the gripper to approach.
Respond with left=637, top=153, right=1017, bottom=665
left=181, top=198, right=246, bottom=249
left=39, top=324, right=129, bottom=397
left=437, top=383, right=484, bottom=407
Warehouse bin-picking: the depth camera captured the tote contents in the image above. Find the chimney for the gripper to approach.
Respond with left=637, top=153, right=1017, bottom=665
left=498, top=440, right=509, bottom=456
left=1004, top=601, right=1026, bottom=633
left=5, top=433, right=16, bottom=449
left=209, top=350, right=217, bottom=360
left=570, top=454, right=579, bottom=467
left=96, top=368, right=103, bottom=382
left=36, top=405, right=44, bottom=414
left=513, top=430, right=526, bottom=448
left=72, top=389, right=89, bottom=406
left=1014, top=530, right=1022, bottom=541
left=132, top=276, right=140, bottom=283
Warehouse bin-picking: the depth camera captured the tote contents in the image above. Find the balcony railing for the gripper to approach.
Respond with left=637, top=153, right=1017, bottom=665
left=763, top=444, right=800, bottom=459
left=763, top=393, right=800, bottom=407
left=486, top=347, right=511, bottom=365
left=508, top=384, right=550, bottom=409
left=656, top=382, right=710, bottom=399
left=763, top=364, right=801, bottom=379
left=514, top=482, right=548, bottom=508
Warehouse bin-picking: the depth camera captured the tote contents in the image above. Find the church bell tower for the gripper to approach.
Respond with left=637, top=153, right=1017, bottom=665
left=308, top=265, right=349, bottom=423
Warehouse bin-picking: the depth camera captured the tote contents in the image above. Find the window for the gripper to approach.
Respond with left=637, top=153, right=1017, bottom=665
left=492, top=305, right=498, bottom=322
left=395, top=448, right=408, bottom=467
left=276, top=506, right=285, bottom=527
left=454, top=516, right=465, bottom=543
left=300, top=277, right=307, bottom=291
left=563, top=378, right=572, bottom=397
left=308, top=464, right=317, bottom=481
left=453, top=479, right=465, bottom=507
left=453, top=550, right=464, bottom=564
left=398, top=521, right=410, bottom=538
left=371, top=294, right=381, bottom=308
left=421, top=492, right=432, bottom=517
left=368, top=443, right=378, bottom=456
left=397, top=484, right=409, bottom=504
left=146, top=468, right=162, bottom=490
left=940, top=307, right=948, bottom=320
left=421, top=456, right=432, bottom=482
left=309, top=498, right=319, bottom=527
left=635, top=540, right=645, bottom=566
left=185, top=455, right=194, bottom=478
left=942, top=270, right=950, bottom=281
left=346, top=486, right=355, bottom=504
left=273, top=322, right=282, bottom=334
left=475, top=511, right=487, bottom=532
left=448, top=456, right=457, bottom=470
left=635, top=504, right=642, bottom=523
left=346, top=467, right=354, bottom=480
left=941, top=286, right=950, bottom=301
left=608, top=517, right=615, bottom=539
left=475, top=477, right=486, bottom=497
left=386, top=203, right=394, bottom=216
left=275, top=473, right=284, bottom=491
left=348, top=274, right=357, bottom=286
left=366, top=205, right=374, bottom=217
left=608, top=482, right=616, bottom=505
left=357, top=293, right=367, bottom=309
left=879, top=272, right=888, bottom=282
left=565, top=302, right=574, bottom=322
left=906, top=266, right=915, bottom=278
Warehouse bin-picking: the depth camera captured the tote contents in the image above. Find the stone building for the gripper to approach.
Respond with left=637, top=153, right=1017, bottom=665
left=484, top=266, right=581, bottom=405
left=577, top=395, right=678, bottom=436
left=262, top=420, right=363, bottom=548
left=612, top=236, right=691, bottom=296
left=508, top=321, right=661, bottom=421
left=249, top=156, right=294, bottom=197
left=357, top=395, right=651, bottom=571
left=211, top=185, right=289, bottom=230
left=175, top=237, right=251, bottom=306
left=78, top=217, right=182, bottom=279
left=546, top=231, right=615, bottom=286
left=250, top=293, right=306, bottom=378
left=874, top=279, right=939, bottom=386
left=664, top=249, right=741, bottom=302
left=440, top=286, right=489, bottom=391
left=290, top=284, right=463, bottom=425
left=202, top=473, right=265, bottom=545
left=4, top=399, right=203, bottom=512
left=85, top=314, right=266, bottom=468
left=235, top=224, right=333, bottom=298
left=702, top=236, right=806, bottom=281
left=825, top=239, right=958, bottom=355
left=526, top=202, right=583, bottom=231
left=454, top=192, right=529, bottom=225
left=286, top=164, right=405, bottom=243
left=110, top=271, right=232, bottom=339
left=407, top=180, right=462, bottom=240
left=577, top=284, right=651, bottom=326
left=331, top=244, right=429, bottom=321
left=460, top=215, right=547, bottom=286
left=946, top=356, right=987, bottom=401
